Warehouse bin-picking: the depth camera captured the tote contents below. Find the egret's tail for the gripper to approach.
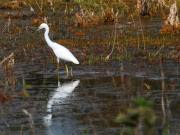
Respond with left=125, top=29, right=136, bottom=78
left=73, top=58, right=79, bottom=64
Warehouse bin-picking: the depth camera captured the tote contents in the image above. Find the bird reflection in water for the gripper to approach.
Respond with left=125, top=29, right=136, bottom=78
left=43, top=80, right=80, bottom=127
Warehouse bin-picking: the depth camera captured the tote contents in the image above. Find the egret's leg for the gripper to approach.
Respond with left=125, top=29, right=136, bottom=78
left=65, top=64, right=69, bottom=77
left=57, top=59, right=60, bottom=71
left=57, top=58, right=60, bottom=80
left=70, top=67, right=73, bottom=77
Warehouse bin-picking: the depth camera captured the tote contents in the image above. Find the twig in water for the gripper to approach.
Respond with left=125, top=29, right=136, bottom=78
left=0, top=52, right=14, bottom=65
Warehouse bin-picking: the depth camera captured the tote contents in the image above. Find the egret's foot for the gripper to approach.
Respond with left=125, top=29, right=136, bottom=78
left=54, top=68, right=58, bottom=72
left=47, top=69, right=54, bottom=73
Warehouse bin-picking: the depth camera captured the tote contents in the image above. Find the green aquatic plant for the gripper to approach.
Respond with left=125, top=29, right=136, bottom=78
left=116, top=97, right=156, bottom=135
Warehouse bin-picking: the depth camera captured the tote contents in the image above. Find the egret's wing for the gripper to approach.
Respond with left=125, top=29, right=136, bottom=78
left=53, top=43, right=79, bottom=64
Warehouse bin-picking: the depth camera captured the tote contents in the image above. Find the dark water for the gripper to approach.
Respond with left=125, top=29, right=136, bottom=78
left=0, top=61, right=180, bottom=135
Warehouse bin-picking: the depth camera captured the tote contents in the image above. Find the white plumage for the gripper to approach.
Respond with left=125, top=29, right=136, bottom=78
left=38, top=23, right=79, bottom=65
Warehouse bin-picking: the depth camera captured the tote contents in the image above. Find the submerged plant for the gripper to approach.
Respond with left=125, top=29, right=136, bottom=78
left=116, top=97, right=156, bottom=135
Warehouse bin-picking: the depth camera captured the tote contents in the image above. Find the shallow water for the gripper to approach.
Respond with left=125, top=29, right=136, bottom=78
left=0, top=61, right=180, bottom=135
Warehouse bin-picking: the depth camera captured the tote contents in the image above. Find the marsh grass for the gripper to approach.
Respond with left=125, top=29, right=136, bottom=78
left=74, top=0, right=129, bottom=15
left=0, top=0, right=180, bottom=65
left=0, top=53, right=16, bottom=89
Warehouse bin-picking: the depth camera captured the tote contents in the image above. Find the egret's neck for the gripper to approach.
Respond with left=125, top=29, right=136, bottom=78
left=44, top=28, right=54, bottom=48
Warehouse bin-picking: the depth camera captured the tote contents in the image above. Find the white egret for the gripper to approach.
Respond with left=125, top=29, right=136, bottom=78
left=38, top=23, right=79, bottom=76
